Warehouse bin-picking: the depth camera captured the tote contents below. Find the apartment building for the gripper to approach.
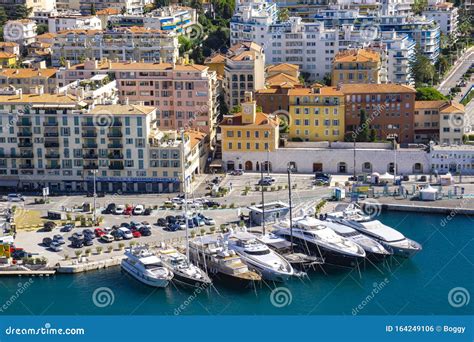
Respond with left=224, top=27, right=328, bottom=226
left=0, top=88, right=205, bottom=193
left=331, top=49, right=382, bottom=86
left=288, top=86, right=345, bottom=142
left=0, top=68, right=58, bottom=94
left=56, top=58, right=219, bottom=137
left=414, top=101, right=444, bottom=144
left=219, top=93, right=279, bottom=171
left=0, top=0, right=56, bottom=18
left=0, top=53, right=17, bottom=67
left=48, top=14, right=102, bottom=33
left=430, top=145, right=474, bottom=174
left=341, top=83, right=417, bottom=143
left=439, top=102, right=465, bottom=145
left=0, top=42, right=20, bottom=57
left=3, top=20, right=37, bottom=48
left=204, top=53, right=226, bottom=78
left=223, top=42, right=266, bottom=109
left=78, top=0, right=152, bottom=15
left=51, top=27, right=179, bottom=67
left=423, top=0, right=459, bottom=36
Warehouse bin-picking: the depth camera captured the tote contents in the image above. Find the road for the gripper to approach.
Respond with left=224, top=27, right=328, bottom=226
left=437, top=47, right=474, bottom=95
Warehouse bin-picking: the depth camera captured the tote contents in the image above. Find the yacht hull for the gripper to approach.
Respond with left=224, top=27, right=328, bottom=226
left=121, top=260, right=171, bottom=288
left=240, top=257, right=291, bottom=282
left=381, top=241, right=421, bottom=258
left=171, top=271, right=212, bottom=289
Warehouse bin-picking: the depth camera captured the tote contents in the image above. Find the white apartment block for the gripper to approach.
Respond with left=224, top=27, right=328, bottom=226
left=423, top=0, right=459, bottom=36
left=79, top=0, right=152, bottom=15
left=51, top=27, right=179, bottom=67
left=439, top=102, right=466, bottom=145
left=3, top=20, right=37, bottom=48
left=48, top=14, right=103, bottom=33
left=430, top=145, right=474, bottom=175
left=0, top=88, right=206, bottom=193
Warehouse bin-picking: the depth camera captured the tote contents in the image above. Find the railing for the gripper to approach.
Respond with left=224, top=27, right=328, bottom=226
left=108, top=163, right=124, bottom=170
left=18, top=142, right=33, bottom=147
left=83, top=165, right=99, bottom=170
left=46, top=165, right=61, bottom=169
left=82, top=143, right=98, bottom=148
left=43, top=122, right=59, bottom=127
left=107, top=143, right=123, bottom=148
left=83, top=154, right=98, bottom=159
left=45, top=153, right=60, bottom=159
left=19, top=164, right=34, bottom=169
left=108, top=154, right=124, bottom=159
left=82, top=132, right=98, bottom=137
left=45, top=142, right=60, bottom=148
left=107, top=132, right=123, bottom=138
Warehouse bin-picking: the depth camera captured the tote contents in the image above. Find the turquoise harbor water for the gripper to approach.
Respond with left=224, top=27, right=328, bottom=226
left=0, top=212, right=472, bottom=315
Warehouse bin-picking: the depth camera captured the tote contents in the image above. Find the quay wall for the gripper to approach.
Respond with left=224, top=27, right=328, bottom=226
left=361, top=202, right=474, bottom=215
left=57, top=256, right=124, bottom=274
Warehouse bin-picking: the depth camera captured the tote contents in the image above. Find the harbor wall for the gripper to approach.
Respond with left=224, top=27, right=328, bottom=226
left=57, top=256, right=124, bottom=273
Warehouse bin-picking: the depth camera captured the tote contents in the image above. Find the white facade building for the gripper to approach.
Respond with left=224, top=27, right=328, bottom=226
left=3, top=20, right=37, bottom=48
left=430, top=145, right=474, bottom=175
left=423, top=0, right=459, bottom=36
left=48, top=15, right=102, bottom=33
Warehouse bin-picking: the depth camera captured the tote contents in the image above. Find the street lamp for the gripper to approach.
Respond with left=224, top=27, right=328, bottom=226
left=91, top=169, right=98, bottom=225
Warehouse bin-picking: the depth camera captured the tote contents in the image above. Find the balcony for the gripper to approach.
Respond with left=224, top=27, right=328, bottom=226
left=84, top=153, right=98, bottom=159
left=18, top=131, right=32, bottom=137
left=111, top=121, right=123, bottom=127
left=45, top=153, right=60, bottom=159
left=19, top=164, right=34, bottom=169
left=107, top=143, right=123, bottom=149
left=108, top=153, right=124, bottom=159
left=18, top=142, right=33, bottom=148
left=45, top=142, right=60, bottom=148
left=83, top=164, right=99, bottom=170
left=46, top=165, right=60, bottom=169
left=109, top=163, right=124, bottom=170
left=82, top=131, right=97, bottom=138
left=44, top=132, right=59, bottom=137
left=107, top=132, right=123, bottom=138
left=17, top=120, right=32, bottom=127
left=20, top=152, right=34, bottom=158
left=43, top=122, right=58, bottom=127
left=82, top=143, right=98, bottom=148
left=81, top=121, right=95, bottom=127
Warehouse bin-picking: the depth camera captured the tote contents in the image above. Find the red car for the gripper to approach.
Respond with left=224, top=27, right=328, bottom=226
left=94, top=228, right=105, bottom=237
left=132, top=231, right=141, bottom=238
left=124, top=205, right=134, bottom=216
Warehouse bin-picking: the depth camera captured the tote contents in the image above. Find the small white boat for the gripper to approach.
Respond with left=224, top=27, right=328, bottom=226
left=121, top=247, right=173, bottom=288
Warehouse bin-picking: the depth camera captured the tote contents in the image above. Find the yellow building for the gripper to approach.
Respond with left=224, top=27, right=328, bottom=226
left=220, top=93, right=279, bottom=167
left=288, top=86, right=345, bottom=142
left=331, top=49, right=381, bottom=86
left=0, top=52, right=17, bottom=67
left=204, top=53, right=226, bottom=78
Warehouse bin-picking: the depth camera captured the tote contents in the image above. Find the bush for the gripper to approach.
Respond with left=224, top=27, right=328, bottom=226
left=221, top=204, right=227, bottom=209
left=107, top=246, right=113, bottom=253
left=190, top=230, right=196, bottom=238
left=75, top=250, right=82, bottom=258
left=229, top=203, right=235, bottom=208
left=277, top=185, right=282, bottom=190
left=96, top=246, right=103, bottom=254
left=64, top=254, right=69, bottom=260
left=270, top=186, right=275, bottom=191
left=200, top=228, right=206, bottom=236
left=210, top=226, right=216, bottom=233
left=84, top=248, right=91, bottom=255
left=213, top=205, right=218, bottom=209
left=118, top=242, right=125, bottom=250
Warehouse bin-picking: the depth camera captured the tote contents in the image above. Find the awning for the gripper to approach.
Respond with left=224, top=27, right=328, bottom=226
left=209, top=159, right=223, bottom=168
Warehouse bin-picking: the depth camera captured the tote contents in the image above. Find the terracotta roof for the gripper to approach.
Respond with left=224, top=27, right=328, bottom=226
left=340, top=84, right=416, bottom=94
left=204, top=53, right=225, bottom=64
left=187, top=130, right=207, bottom=149
left=266, top=73, right=300, bottom=88
left=415, top=100, right=447, bottom=109
left=96, top=8, right=121, bottom=15
left=89, top=104, right=156, bottom=115
left=0, top=52, right=16, bottom=59
left=227, top=42, right=263, bottom=61
left=57, top=26, right=172, bottom=36
left=69, top=60, right=208, bottom=72
left=0, top=42, right=19, bottom=47
left=219, top=110, right=278, bottom=127
left=0, top=68, right=57, bottom=78
left=36, top=33, right=57, bottom=40
left=440, top=102, right=465, bottom=113
left=57, top=29, right=102, bottom=35
left=266, top=63, right=299, bottom=72
left=288, top=86, right=344, bottom=96
left=0, top=93, right=77, bottom=104
left=334, top=49, right=380, bottom=63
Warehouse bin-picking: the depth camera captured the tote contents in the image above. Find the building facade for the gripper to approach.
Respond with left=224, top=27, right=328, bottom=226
left=331, top=49, right=382, bottom=86
left=3, top=20, right=37, bottom=48
left=48, top=14, right=102, bottom=33
left=0, top=68, right=58, bottom=94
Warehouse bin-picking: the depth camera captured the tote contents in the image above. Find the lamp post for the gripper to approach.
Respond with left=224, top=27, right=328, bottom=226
left=266, top=148, right=270, bottom=176
left=91, top=169, right=98, bottom=225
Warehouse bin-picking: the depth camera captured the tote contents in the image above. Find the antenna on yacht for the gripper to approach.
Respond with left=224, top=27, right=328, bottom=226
left=287, top=164, right=294, bottom=253
left=260, top=162, right=265, bottom=236
left=180, top=129, right=190, bottom=261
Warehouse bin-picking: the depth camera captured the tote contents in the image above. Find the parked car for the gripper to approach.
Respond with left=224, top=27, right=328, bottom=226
left=102, top=227, right=113, bottom=234
left=104, top=203, right=116, bottom=214
left=230, top=169, right=244, bottom=176
left=166, top=215, right=177, bottom=223
left=203, top=200, right=220, bottom=207
left=71, top=238, right=84, bottom=248
left=115, top=205, right=125, bottom=215
left=120, top=222, right=131, bottom=229
left=100, top=234, right=114, bottom=243
left=177, top=221, right=186, bottom=230
left=82, top=229, right=94, bottom=236
left=83, top=237, right=94, bottom=246
left=157, top=218, right=167, bottom=226
left=172, top=197, right=185, bottom=204
left=94, top=228, right=105, bottom=237
left=7, top=193, right=24, bottom=202
left=165, top=223, right=180, bottom=232
left=49, top=241, right=63, bottom=252
left=72, top=232, right=83, bottom=240
left=43, top=221, right=56, bottom=232
left=119, top=227, right=133, bottom=239
left=258, top=179, right=273, bottom=186
left=187, top=219, right=196, bottom=228
left=53, top=235, right=65, bottom=245
left=198, top=214, right=216, bottom=226
left=132, top=231, right=141, bottom=238
left=11, top=249, right=32, bottom=260
left=193, top=216, right=205, bottom=227
left=143, top=208, right=152, bottom=216
left=111, top=230, right=123, bottom=241
left=42, top=237, right=53, bottom=247
left=61, top=224, right=74, bottom=232
left=133, top=205, right=144, bottom=215
left=139, top=227, right=152, bottom=236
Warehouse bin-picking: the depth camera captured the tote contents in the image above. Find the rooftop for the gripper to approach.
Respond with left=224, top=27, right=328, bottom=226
left=334, top=49, right=380, bottom=63
left=89, top=104, right=156, bottom=116
left=288, top=86, right=343, bottom=96
left=220, top=110, right=278, bottom=127
left=340, top=83, right=416, bottom=94
left=0, top=52, right=16, bottom=59
left=0, top=93, right=78, bottom=104
left=0, top=68, right=57, bottom=78
left=68, top=60, right=208, bottom=72
left=415, top=100, right=448, bottom=109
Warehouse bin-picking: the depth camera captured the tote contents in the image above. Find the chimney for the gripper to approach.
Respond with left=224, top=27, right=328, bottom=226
left=124, top=97, right=129, bottom=105
left=244, top=91, right=252, bottom=102
left=37, top=85, right=44, bottom=95
left=66, top=60, right=71, bottom=68
left=77, top=86, right=84, bottom=100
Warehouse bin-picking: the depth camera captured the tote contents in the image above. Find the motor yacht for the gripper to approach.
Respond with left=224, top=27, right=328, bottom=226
left=273, top=216, right=366, bottom=268
left=326, top=205, right=422, bottom=258
left=121, top=247, right=173, bottom=288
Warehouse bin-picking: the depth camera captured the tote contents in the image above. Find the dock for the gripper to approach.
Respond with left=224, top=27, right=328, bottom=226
left=0, top=269, right=56, bottom=276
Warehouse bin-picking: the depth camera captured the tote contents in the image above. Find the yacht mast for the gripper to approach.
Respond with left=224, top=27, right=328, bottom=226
left=260, top=162, right=265, bottom=236
left=287, top=166, right=294, bottom=252
left=180, top=130, right=190, bottom=261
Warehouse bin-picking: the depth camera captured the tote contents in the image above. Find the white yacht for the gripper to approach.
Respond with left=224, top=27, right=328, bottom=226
left=189, top=236, right=261, bottom=288
left=157, top=245, right=212, bottom=288
left=322, top=220, right=392, bottom=261
left=225, top=230, right=294, bottom=282
left=121, top=247, right=173, bottom=288
left=326, top=205, right=422, bottom=258
left=273, top=216, right=366, bottom=268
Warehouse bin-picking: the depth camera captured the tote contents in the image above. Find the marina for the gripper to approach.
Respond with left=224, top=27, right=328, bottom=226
left=0, top=211, right=472, bottom=315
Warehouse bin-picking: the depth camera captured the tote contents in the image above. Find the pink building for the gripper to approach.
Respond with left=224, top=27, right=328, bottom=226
left=57, top=58, right=219, bottom=136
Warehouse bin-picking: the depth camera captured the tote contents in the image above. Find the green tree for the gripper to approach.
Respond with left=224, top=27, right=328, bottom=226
left=0, top=7, right=7, bottom=27
left=90, top=3, right=96, bottom=15
left=14, top=5, right=32, bottom=19
left=36, top=24, right=48, bottom=35
left=415, top=87, right=447, bottom=101
left=178, top=35, right=192, bottom=54
left=356, top=109, right=370, bottom=142
left=369, top=128, right=377, bottom=142
left=411, top=46, right=436, bottom=86
left=154, top=0, right=171, bottom=7
left=277, top=8, right=289, bottom=22
left=411, top=0, right=427, bottom=15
